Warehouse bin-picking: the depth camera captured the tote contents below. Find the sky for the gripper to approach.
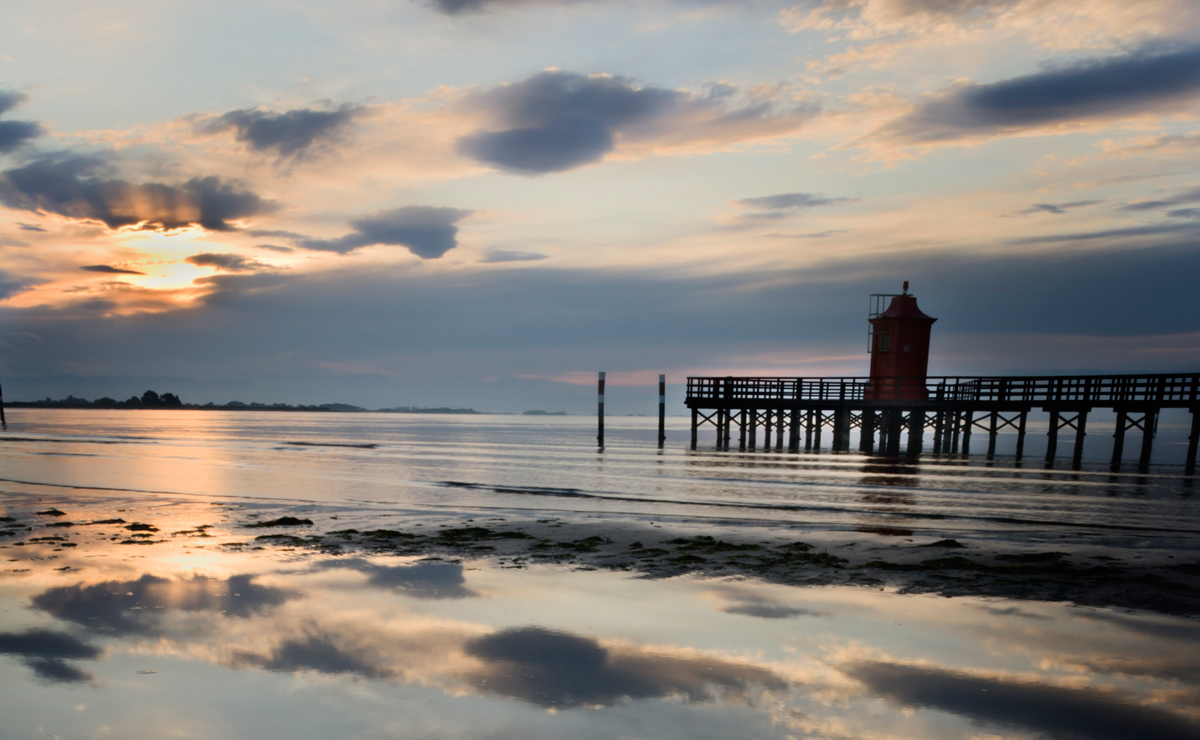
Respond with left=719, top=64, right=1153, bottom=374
left=1, top=0, right=1199, bottom=412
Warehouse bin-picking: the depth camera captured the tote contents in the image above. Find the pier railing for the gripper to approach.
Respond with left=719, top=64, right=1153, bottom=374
left=686, top=373, right=1200, bottom=407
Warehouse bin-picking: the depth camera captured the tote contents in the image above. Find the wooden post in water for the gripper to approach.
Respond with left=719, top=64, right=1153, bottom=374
left=950, top=411, right=961, bottom=454
left=1071, top=410, right=1088, bottom=471
left=788, top=409, right=800, bottom=452
left=813, top=411, right=823, bottom=451
left=804, top=410, right=814, bottom=450
left=1138, top=409, right=1157, bottom=473
left=0, top=382, right=6, bottom=430
left=1186, top=408, right=1199, bottom=476
left=961, top=411, right=974, bottom=456
left=861, top=410, right=877, bottom=453
left=1111, top=410, right=1127, bottom=472
left=748, top=410, right=758, bottom=450
left=597, top=372, right=606, bottom=447
left=776, top=410, right=785, bottom=452
left=658, top=374, right=666, bottom=449
left=906, top=411, right=923, bottom=457
left=986, top=412, right=999, bottom=458
left=690, top=408, right=698, bottom=450
left=1045, top=410, right=1060, bottom=467
left=1015, top=411, right=1028, bottom=461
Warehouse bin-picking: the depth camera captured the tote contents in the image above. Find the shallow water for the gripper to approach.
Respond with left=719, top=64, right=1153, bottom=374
left=3, top=410, right=1200, bottom=738
left=2, top=409, right=1198, bottom=543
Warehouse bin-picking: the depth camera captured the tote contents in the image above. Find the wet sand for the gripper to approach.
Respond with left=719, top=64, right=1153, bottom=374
left=5, top=490, right=1198, bottom=616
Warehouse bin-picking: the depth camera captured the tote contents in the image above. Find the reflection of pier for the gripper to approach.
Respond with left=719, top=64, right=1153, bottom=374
left=684, top=373, right=1200, bottom=474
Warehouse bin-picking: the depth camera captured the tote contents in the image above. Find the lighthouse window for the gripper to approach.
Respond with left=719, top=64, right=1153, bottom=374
left=879, top=335, right=891, bottom=352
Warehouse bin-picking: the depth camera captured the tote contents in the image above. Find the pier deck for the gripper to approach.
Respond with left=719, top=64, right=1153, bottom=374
left=685, top=373, right=1200, bottom=474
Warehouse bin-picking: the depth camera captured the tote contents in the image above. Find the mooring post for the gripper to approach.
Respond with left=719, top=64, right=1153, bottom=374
left=0, top=382, right=6, bottom=430
left=690, top=408, right=698, bottom=450
left=1072, top=410, right=1089, bottom=471
left=1111, top=410, right=1127, bottom=473
left=1015, top=411, right=1028, bottom=461
left=1138, top=409, right=1158, bottom=473
left=658, top=374, right=666, bottom=448
left=986, top=412, right=998, bottom=458
left=1186, top=408, right=1199, bottom=476
left=788, top=409, right=799, bottom=452
left=1045, top=410, right=1060, bottom=467
left=597, top=372, right=606, bottom=447
left=961, top=411, right=974, bottom=456
left=906, top=411, right=923, bottom=457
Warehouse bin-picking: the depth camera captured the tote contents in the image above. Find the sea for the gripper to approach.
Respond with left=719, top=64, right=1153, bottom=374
left=1, top=408, right=1199, bottom=740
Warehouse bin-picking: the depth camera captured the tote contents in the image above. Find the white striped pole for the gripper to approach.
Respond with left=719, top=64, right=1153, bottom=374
left=658, top=374, right=666, bottom=448
left=597, top=371, right=605, bottom=447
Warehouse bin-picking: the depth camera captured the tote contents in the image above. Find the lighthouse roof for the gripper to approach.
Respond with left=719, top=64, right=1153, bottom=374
left=877, top=294, right=936, bottom=322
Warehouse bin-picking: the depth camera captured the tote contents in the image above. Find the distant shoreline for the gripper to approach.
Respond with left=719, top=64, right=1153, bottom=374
left=4, top=400, right=484, bottom=414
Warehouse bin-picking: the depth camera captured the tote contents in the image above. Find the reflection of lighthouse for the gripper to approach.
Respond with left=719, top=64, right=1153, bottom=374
left=866, top=281, right=936, bottom=400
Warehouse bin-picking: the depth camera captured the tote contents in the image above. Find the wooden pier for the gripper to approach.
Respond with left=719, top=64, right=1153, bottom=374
left=685, top=373, right=1200, bottom=474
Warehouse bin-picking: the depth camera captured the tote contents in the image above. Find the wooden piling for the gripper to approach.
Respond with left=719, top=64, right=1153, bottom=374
left=690, top=408, right=698, bottom=451
left=1072, top=410, right=1088, bottom=471
left=961, top=411, right=974, bottom=456
left=1045, top=410, right=1059, bottom=467
left=1110, top=410, right=1127, bottom=473
left=1138, top=409, right=1157, bottom=473
left=804, top=410, right=813, bottom=450
left=833, top=407, right=849, bottom=451
left=884, top=410, right=902, bottom=456
left=0, top=382, right=6, bottom=430
left=788, top=409, right=799, bottom=452
left=907, top=411, right=923, bottom=456
left=813, top=411, right=823, bottom=451
left=950, top=411, right=961, bottom=454
left=931, top=411, right=943, bottom=454
left=1186, top=408, right=1199, bottom=476
left=658, top=374, right=666, bottom=448
left=986, top=411, right=998, bottom=458
left=776, top=410, right=785, bottom=452
left=1015, top=411, right=1028, bottom=461
left=739, top=408, right=747, bottom=451
left=597, top=372, right=605, bottom=447
left=861, top=410, right=877, bottom=453
left=749, top=410, right=758, bottom=450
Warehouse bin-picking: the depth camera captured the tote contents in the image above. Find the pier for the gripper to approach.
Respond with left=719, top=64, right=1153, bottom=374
left=685, top=373, right=1200, bottom=474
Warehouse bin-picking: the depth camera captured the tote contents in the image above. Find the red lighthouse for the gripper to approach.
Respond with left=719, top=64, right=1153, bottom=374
left=866, top=282, right=936, bottom=400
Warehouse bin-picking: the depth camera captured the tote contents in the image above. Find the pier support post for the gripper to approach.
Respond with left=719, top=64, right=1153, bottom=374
left=1072, top=410, right=1088, bottom=471
left=1015, top=411, right=1028, bottom=462
left=788, top=409, right=800, bottom=452
left=884, top=410, right=902, bottom=456
left=749, top=410, right=758, bottom=450
left=986, top=412, right=998, bottom=459
left=1186, top=408, right=1199, bottom=476
left=690, top=408, right=698, bottom=450
left=738, top=408, right=747, bottom=451
left=1111, top=410, right=1127, bottom=472
left=950, top=412, right=961, bottom=454
left=962, top=411, right=974, bottom=456
left=763, top=409, right=773, bottom=451
left=932, top=411, right=944, bottom=454
left=833, top=407, right=850, bottom=451
left=724, top=409, right=733, bottom=451
left=1045, top=410, right=1059, bottom=468
left=813, top=412, right=823, bottom=452
left=861, top=410, right=877, bottom=453
left=804, top=410, right=814, bottom=451
left=597, top=372, right=605, bottom=447
left=776, top=410, right=785, bottom=452
left=1139, top=409, right=1158, bottom=473
left=906, top=411, right=923, bottom=457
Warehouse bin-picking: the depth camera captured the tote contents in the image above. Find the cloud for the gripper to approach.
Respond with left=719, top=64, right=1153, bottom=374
left=462, top=627, right=787, bottom=708
left=315, top=559, right=477, bottom=599
left=479, top=248, right=547, bottom=263
left=235, top=626, right=393, bottom=678
left=32, top=574, right=294, bottom=635
left=1120, top=185, right=1200, bottom=212
left=202, top=104, right=366, bottom=157
left=0, top=90, right=42, bottom=153
left=456, top=71, right=816, bottom=174
left=0, top=155, right=276, bottom=231
left=0, top=628, right=101, bottom=684
left=298, top=206, right=474, bottom=258
left=845, top=660, right=1200, bottom=740
left=184, top=253, right=270, bottom=273
left=18, top=222, right=45, bottom=231
left=81, top=264, right=146, bottom=275
left=877, top=43, right=1200, bottom=145
left=1019, top=200, right=1103, bottom=215
left=734, top=192, right=857, bottom=220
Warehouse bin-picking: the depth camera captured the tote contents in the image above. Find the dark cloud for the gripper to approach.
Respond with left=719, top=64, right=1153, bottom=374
left=81, top=264, right=146, bottom=275
left=721, top=603, right=810, bottom=619
left=298, top=206, right=473, bottom=259
left=1019, top=200, right=1103, bottom=215
left=0, top=155, right=276, bottom=231
left=734, top=192, right=857, bottom=219
left=457, top=70, right=813, bottom=174
left=316, top=559, right=476, bottom=599
left=32, top=573, right=294, bottom=635
left=185, top=253, right=270, bottom=273
left=881, top=44, right=1200, bottom=144
left=846, top=661, right=1200, bottom=740
left=203, top=104, right=365, bottom=157
left=0, top=90, right=42, bottom=153
left=479, top=248, right=547, bottom=263
left=18, top=222, right=45, bottom=231
left=1120, top=185, right=1200, bottom=212
left=0, top=628, right=101, bottom=684
left=464, top=627, right=786, bottom=708
left=0, top=268, right=42, bottom=299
